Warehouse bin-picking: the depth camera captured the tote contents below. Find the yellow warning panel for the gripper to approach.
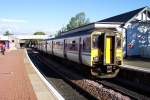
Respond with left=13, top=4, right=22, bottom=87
left=106, top=37, right=111, bottom=64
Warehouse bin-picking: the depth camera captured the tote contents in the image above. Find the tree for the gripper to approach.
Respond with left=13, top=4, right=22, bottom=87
left=66, top=12, right=90, bottom=31
left=56, top=12, right=90, bottom=36
left=56, top=27, right=67, bottom=37
left=4, top=31, right=13, bottom=36
left=32, top=32, right=45, bottom=46
left=33, top=32, right=45, bottom=35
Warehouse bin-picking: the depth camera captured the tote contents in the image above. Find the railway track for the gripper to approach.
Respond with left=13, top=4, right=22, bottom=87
left=30, top=49, right=150, bottom=100
left=32, top=50, right=129, bottom=99
left=28, top=49, right=89, bottom=100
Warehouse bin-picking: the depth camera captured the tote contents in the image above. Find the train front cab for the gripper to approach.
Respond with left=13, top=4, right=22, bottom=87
left=91, top=31, right=122, bottom=78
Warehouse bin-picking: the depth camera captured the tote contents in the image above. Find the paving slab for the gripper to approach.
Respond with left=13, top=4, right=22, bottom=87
left=23, top=49, right=58, bottom=100
left=0, top=49, right=58, bottom=100
left=0, top=50, right=37, bottom=100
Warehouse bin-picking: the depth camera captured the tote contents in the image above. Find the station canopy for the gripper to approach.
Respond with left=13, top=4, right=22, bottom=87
left=15, top=35, right=51, bottom=40
left=0, top=34, right=54, bottom=40
left=0, top=35, right=9, bottom=41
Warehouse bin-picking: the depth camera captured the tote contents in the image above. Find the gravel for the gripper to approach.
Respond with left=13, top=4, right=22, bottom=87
left=38, top=51, right=131, bottom=100
left=28, top=50, right=88, bottom=100
left=72, top=79, right=130, bottom=100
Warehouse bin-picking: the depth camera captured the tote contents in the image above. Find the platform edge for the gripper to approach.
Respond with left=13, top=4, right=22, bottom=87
left=25, top=49, right=65, bottom=100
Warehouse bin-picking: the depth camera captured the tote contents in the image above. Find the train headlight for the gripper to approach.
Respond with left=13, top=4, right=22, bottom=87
left=116, top=57, right=122, bottom=65
left=116, top=56, right=121, bottom=60
left=93, top=57, right=99, bottom=62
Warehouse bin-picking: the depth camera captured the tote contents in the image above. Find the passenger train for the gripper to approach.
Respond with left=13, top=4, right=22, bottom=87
left=36, top=23, right=123, bottom=78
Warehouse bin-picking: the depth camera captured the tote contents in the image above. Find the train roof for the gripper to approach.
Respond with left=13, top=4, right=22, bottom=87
left=47, top=22, right=120, bottom=40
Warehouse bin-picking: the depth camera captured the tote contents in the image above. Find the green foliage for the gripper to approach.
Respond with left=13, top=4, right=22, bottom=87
left=56, top=27, right=67, bottom=37
left=56, top=12, right=90, bottom=36
left=66, top=12, right=90, bottom=31
left=3, top=31, right=13, bottom=36
left=33, top=32, right=45, bottom=35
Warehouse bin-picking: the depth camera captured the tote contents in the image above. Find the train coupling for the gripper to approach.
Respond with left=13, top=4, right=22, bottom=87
left=107, top=65, right=113, bottom=73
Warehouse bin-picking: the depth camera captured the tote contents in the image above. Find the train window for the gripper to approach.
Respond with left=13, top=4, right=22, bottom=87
left=60, top=42, right=64, bottom=49
left=53, top=41, right=58, bottom=49
left=67, top=39, right=78, bottom=51
left=83, top=37, right=91, bottom=52
left=116, top=34, right=122, bottom=48
left=53, top=41, right=56, bottom=48
left=70, top=40, right=77, bottom=51
left=56, top=41, right=60, bottom=45
left=72, top=40, right=76, bottom=48
left=54, top=41, right=64, bottom=49
left=117, top=37, right=121, bottom=48
left=92, top=35, right=99, bottom=48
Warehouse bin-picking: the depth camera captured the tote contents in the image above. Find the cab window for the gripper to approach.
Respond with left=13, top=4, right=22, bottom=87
left=92, top=35, right=99, bottom=48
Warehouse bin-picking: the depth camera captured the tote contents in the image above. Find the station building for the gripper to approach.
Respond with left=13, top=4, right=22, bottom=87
left=0, top=35, right=51, bottom=50
left=98, top=6, right=150, bottom=58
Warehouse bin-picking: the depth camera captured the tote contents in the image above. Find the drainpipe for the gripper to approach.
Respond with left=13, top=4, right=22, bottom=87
left=120, top=24, right=128, bottom=58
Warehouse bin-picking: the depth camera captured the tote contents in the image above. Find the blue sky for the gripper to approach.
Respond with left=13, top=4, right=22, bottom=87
left=0, top=0, right=149, bottom=35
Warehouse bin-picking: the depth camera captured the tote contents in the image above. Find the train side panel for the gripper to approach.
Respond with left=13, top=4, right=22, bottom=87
left=53, top=39, right=64, bottom=58
left=65, top=37, right=80, bottom=63
left=42, top=41, right=47, bottom=53
left=81, top=35, right=91, bottom=66
left=47, top=40, right=53, bottom=54
left=39, top=42, right=42, bottom=51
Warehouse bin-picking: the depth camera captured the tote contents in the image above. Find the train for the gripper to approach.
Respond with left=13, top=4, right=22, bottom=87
left=36, top=22, right=123, bottom=78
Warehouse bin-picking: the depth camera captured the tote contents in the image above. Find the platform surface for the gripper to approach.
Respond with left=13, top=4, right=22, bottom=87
left=123, top=57, right=150, bottom=73
left=0, top=49, right=57, bottom=100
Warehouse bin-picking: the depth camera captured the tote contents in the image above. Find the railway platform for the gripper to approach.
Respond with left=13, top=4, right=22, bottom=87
left=123, top=57, right=150, bottom=73
left=0, top=49, right=60, bottom=100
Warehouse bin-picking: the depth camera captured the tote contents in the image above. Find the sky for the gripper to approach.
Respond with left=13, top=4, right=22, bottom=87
left=0, top=0, right=149, bottom=35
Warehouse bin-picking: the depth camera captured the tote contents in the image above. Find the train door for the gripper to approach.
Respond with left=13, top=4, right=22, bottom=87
left=97, top=33, right=115, bottom=65
left=51, top=40, right=54, bottom=55
left=97, top=34, right=104, bottom=63
left=79, top=37, right=82, bottom=64
left=64, top=39, right=67, bottom=58
left=45, top=41, right=47, bottom=53
left=104, top=34, right=115, bottom=65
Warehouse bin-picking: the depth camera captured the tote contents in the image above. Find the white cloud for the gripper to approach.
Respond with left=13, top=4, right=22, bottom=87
left=0, top=18, right=30, bottom=34
left=1, top=18, right=28, bottom=23
left=0, top=23, right=19, bottom=34
left=0, top=18, right=55, bottom=35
